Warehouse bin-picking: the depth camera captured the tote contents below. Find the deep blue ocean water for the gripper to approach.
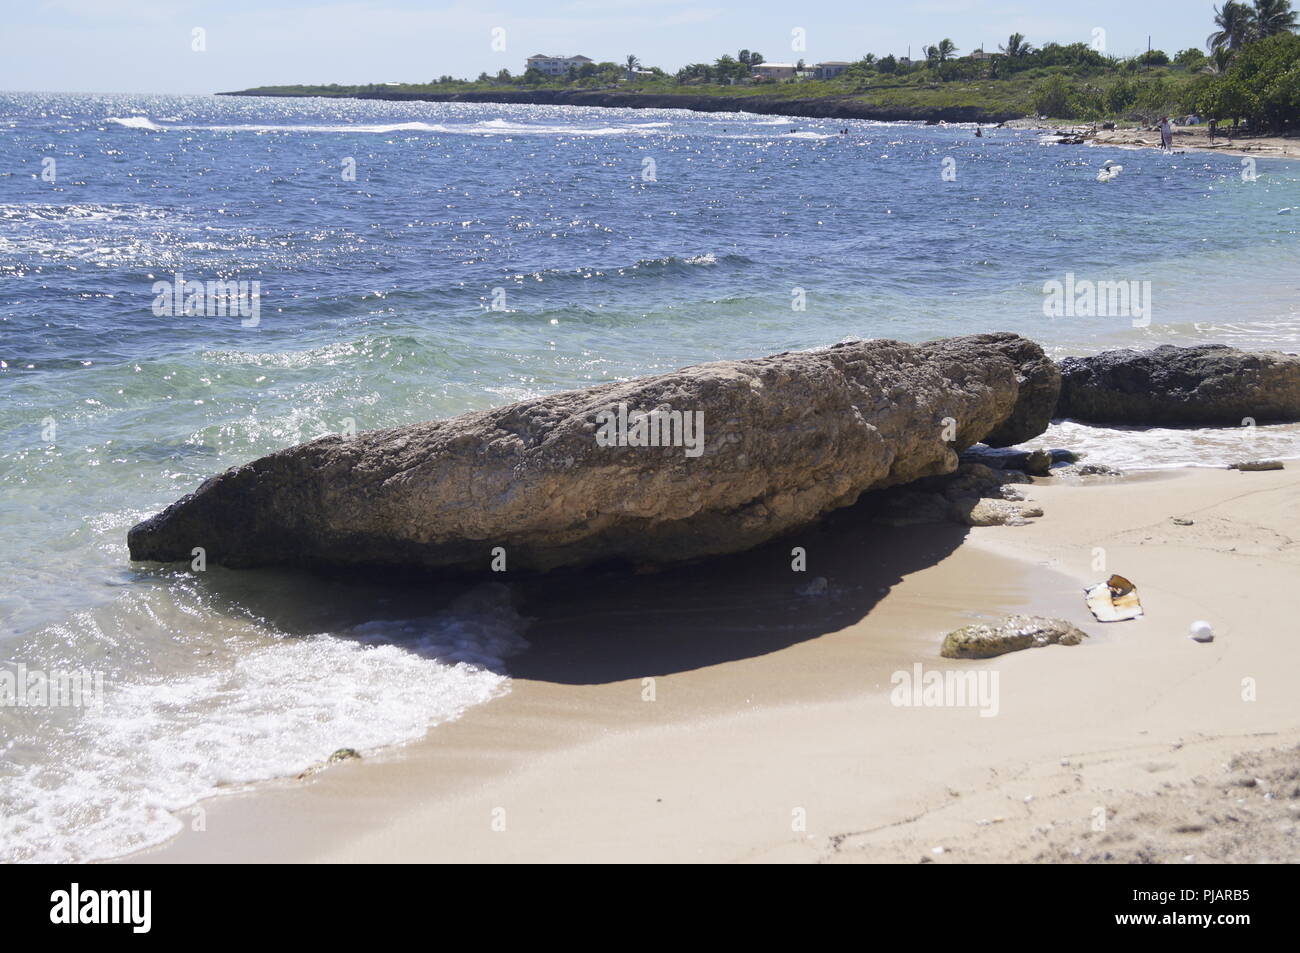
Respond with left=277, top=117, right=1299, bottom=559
left=2, top=91, right=1299, bottom=861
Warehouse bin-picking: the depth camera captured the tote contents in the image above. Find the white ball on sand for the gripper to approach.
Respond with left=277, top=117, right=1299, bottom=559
left=1189, top=620, right=1214, bottom=643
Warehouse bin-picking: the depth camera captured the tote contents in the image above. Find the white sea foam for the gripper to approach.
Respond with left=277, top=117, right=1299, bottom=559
left=0, top=583, right=529, bottom=863
left=126, top=118, right=655, bottom=137
left=193, top=120, right=455, bottom=134
left=105, top=116, right=164, bottom=131
left=466, top=119, right=633, bottom=136
left=1026, top=419, right=1300, bottom=471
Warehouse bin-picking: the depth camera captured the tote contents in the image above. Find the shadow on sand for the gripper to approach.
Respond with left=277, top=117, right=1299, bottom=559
left=136, top=494, right=970, bottom=685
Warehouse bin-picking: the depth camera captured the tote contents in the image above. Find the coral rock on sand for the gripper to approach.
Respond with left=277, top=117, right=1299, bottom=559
left=959, top=498, right=1044, bottom=527
left=128, top=332, right=1059, bottom=574
left=1057, top=344, right=1300, bottom=425
left=941, top=615, right=1088, bottom=659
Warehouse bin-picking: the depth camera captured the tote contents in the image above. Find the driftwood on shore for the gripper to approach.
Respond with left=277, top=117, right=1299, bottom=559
left=128, top=333, right=1059, bottom=574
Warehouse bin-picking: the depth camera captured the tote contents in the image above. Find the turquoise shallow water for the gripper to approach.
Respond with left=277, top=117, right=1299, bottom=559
left=1, top=91, right=1299, bottom=861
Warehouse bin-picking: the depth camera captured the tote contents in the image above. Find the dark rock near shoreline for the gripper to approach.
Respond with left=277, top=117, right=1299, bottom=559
left=960, top=445, right=1077, bottom=474
left=1057, top=344, right=1300, bottom=425
left=128, top=333, right=1058, bottom=574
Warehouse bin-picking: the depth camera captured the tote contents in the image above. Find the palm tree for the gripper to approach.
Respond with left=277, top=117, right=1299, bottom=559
left=937, top=38, right=958, bottom=62
left=1203, top=46, right=1236, bottom=73
left=1252, top=0, right=1299, bottom=35
left=1208, top=1, right=1255, bottom=51
left=625, top=54, right=641, bottom=71
left=1000, top=32, right=1032, bottom=57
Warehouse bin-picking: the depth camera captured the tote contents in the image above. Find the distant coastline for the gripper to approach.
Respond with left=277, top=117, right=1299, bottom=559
left=216, top=87, right=1023, bottom=124
left=220, top=23, right=1300, bottom=148
left=215, top=86, right=1300, bottom=157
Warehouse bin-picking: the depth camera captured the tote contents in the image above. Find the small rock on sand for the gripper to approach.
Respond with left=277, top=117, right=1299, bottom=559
left=959, top=498, right=1044, bottom=527
left=1024, top=449, right=1054, bottom=476
left=941, top=615, right=1088, bottom=659
left=1230, top=460, right=1284, bottom=471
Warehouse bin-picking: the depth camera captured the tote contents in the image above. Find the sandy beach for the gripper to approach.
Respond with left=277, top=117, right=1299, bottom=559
left=1093, top=124, right=1300, bottom=159
left=1017, top=118, right=1300, bottom=160
left=128, top=460, right=1300, bottom=864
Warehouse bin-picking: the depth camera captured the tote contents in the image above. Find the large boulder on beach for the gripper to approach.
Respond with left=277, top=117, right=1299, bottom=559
left=1057, top=344, right=1300, bottom=425
left=128, top=332, right=1059, bottom=574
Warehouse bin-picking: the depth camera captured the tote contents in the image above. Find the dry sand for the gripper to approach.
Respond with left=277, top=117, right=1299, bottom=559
left=1090, top=123, right=1300, bottom=159
left=129, top=462, right=1300, bottom=864
left=1020, top=119, right=1300, bottom=160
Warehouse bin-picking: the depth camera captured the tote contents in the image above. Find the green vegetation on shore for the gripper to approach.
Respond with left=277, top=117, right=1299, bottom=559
left=227, top=2, right=1300, bottom=130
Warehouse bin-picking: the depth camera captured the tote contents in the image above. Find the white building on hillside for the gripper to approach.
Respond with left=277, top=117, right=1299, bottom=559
left=525, top=54, right=594, bottom=76
left=753, top=61, right=846, bottom=81
left=751, top=63, right=797, bottom=80
left=814, top=61, right=852, bottom=79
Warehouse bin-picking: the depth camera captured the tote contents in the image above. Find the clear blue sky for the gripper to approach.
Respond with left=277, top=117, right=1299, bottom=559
left=4, top=0, right=1231, bottom=94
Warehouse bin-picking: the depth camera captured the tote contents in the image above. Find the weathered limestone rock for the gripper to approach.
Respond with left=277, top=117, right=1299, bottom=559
left=128, top=333, right=1059, bottom=574
left=872, top=462, right=1040, bottom=527
left=1057, top=345, right=1300, bottom=425
left=940, top=615, right=1088, bottom=659
left=981, top=335, right=1063, bottom=447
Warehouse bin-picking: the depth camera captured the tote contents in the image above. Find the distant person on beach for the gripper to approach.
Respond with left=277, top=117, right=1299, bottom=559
left=1159, top=116, right=1173, bottom=151
left=1208, top=119, right=1218, bottom=143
